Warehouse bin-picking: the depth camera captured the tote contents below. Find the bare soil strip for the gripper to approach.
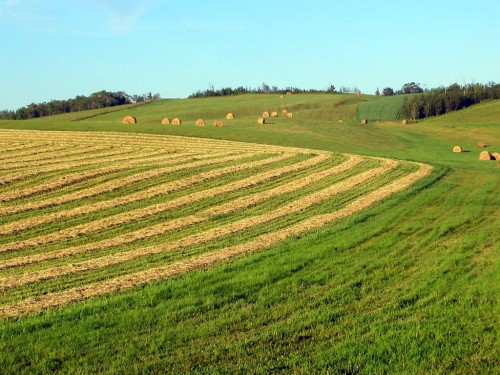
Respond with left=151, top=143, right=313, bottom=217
left=0, top=154, right=337, bottom=269
left=0, top=158, right=397, bottom=289
left=0, top=163, right=431, bottom=319
left=0, top=153, right=287, bottom=247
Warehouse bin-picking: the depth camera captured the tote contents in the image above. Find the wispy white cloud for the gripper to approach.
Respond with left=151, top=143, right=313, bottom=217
left=85, top=0, right=160, bottom=34
left=0, top=0, right=51, bottom=24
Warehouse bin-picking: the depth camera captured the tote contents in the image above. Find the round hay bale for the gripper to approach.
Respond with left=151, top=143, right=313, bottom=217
left=402, top=119, right=409, bottom=125
left=212, top=120, right=223, bottom=127
left=271, top=111, right=278, bottom=117
left=171, top=118, right=181, bottom=125
left=195, top=119, right=205, bottom=127
left=477, top=142, right=486, bottom=148
left=479, top=151, right=493, bottom=160
left=262, top=111, right=270, bottom=118
left=287, top=112, right=293, bottom=118
left=361, top=119, right=368, bottom=124
left=491, top=152, right=500, bottom=161
left=281, top=109, right=288, bottom=115
left=257, top=117, right=265, bottom=124
left=122, top=116, right=137, bottom=124
left=226, top=113, right=234, bottom=119
left=453, top=146, right=462, bottom=153
left=161, top=118, right=170, bottom=125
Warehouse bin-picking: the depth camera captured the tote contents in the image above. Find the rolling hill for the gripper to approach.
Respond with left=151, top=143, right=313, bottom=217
left=0, top=94, right=498, bottom=373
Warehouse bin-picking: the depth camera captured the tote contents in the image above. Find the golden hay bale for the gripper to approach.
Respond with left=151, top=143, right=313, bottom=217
left=226, top=113, right=235, bottom=119
left=262, top=111, right=270, bottom=118
left=479, top=151, right=493, bottom=160
left=361, top=119, right=368, bottom=124
left=402, top=119, right=409, bottom=125
left=271, top=111, right=278, bottom=117
left=286, top=91, right=292, bottom=95
left=477, top=142, right=486, bottom=148
left=257, top=117, right=265, bottom=124
left=161, top=118, right=170, bottom=125
left=287, top=112, right=293, bottom=118
left=171, top=118, right=181, bottom=125
left=491, top=152, right=500, bottom=161
left=212, top=120, right=223, bottom=127
left=195, top=119, right=205, bottom=126
left=122, top=116, right=137, bottom=124
left=452, top=146, right=462, bottom=153
left=281, top=109, right=288, bottom=115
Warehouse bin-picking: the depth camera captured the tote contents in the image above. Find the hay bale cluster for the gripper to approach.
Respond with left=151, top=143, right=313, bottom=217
left=122, top=116, right=137, bottom=124
left=479, top=151, right=493, bottom=160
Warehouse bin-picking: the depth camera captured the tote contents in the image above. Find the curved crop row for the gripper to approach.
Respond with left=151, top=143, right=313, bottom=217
left=0, top=130, right=432, bottom=318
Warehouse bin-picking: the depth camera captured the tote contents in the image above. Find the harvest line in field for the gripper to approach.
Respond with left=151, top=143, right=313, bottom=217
left=0, top=158, right=398, bottom=289
left=0, top=162, right=431, bottom=318
left=0, top=129, right=432, bottom=318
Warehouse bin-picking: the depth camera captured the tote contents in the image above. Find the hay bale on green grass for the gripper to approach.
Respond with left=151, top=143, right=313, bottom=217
left=271, top=111, right=278, bottom=117
left=171, top=118, right=181, bottom=125
left=195, top=119, right=205, bottom=126
left=402, top=119, right=409, bottom=125
left=122, top=116, right=137, bottom=124
left=361, top=119, right=368, bottom=124
left=453, top=146, right=462, bottom=153
left=491, top=152, right=500, bottom=161
left=257, top=118, right=265, bottom=124
left=478, top=142, right=486, bottom=148
left=226, top=113, right=235, bottom=119
left=479, top=151, right=493, bottom=160
left=262, top=111, right=270, bottom=118
left=213, top=120, right=223, bottom=127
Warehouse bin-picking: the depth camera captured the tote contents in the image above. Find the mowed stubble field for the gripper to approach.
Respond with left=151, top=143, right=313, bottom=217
left=0, top=95, right=498, bottom=373
left=0, top=129, right=430, bottom=318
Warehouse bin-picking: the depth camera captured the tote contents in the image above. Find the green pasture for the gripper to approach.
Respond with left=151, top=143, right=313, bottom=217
left=0, top=94, right=498, bottom=373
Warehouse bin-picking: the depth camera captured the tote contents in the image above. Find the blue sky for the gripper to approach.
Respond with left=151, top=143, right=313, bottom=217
left=1, top=0, right=499, bottom=110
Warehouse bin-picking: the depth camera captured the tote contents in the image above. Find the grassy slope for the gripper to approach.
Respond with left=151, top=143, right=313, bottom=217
left=0, top=95, right=499, bottom=373
left=356, top=94, right=408, bottom=121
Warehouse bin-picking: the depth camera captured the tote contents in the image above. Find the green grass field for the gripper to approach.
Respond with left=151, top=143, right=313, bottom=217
left=0, top=94, right=498, bottom=373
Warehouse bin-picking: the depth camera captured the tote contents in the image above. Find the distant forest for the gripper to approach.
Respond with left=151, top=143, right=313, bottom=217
left=0, top=91, right=160, bottom=120
left=188, top=83, right=351, bottom=98
left=399, top=82, right=500, bottom=120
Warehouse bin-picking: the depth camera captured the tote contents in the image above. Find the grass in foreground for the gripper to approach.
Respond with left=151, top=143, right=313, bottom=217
left=0, top=95, right=498, bottom=373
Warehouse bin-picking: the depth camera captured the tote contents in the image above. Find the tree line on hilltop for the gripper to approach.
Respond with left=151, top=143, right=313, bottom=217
left=0, top=90, right=161, bottom=120
left=188, top=83, right=362, bottom=98
left=396, top=82, right=500, bottom=120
